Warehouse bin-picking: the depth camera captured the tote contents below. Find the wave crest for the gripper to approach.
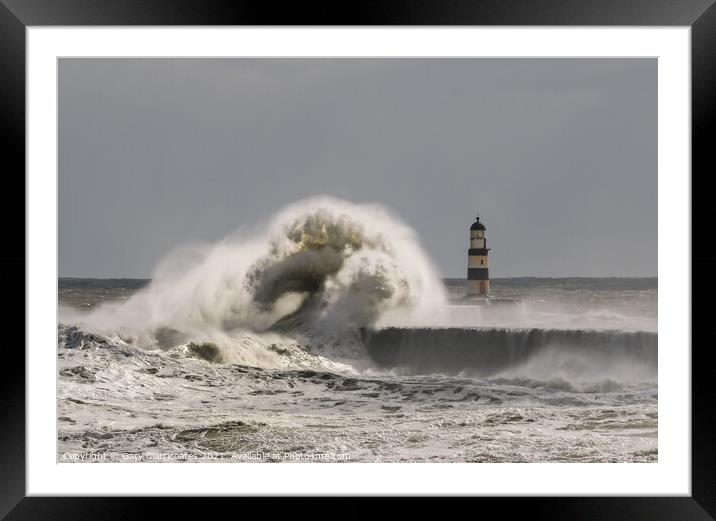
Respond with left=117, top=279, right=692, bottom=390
left=66, top=197, right=448, bottom=356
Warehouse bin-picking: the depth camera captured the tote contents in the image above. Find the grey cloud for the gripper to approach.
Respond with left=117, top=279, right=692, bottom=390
left=59, top=58, right=656, bottom=278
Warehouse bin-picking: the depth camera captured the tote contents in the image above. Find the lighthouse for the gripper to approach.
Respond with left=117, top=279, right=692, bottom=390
left=467, top=213, right=490, bottom=297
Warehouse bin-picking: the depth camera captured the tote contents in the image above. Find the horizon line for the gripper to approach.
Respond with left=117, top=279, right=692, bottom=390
left=57, top=274, right=659, bottom=280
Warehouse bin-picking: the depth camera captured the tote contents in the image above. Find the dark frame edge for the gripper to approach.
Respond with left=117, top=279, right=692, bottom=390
left=692, top=1, right=716, bottom=519
left=2, top=497, right=716, bottom=520
left=0, top=1, right=26, bottom=520
left=0, top=0, right=715, bottom=25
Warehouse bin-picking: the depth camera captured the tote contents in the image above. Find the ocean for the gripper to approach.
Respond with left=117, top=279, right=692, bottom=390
left=57, top=199, right=656, bottom=463
left=58, top=275, right=657, bottom=463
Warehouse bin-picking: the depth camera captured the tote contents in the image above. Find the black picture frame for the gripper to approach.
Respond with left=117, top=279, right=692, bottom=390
left=2, top=0, right=714, bottom=518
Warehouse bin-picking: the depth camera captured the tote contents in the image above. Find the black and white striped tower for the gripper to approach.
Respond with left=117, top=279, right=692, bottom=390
left=467, top=213, right=491, bottom=297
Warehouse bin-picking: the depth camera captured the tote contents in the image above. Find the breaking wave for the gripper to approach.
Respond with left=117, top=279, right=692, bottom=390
left=62, top=197, right=448, bottom=364
left=59, top=197, right=658, bottom=380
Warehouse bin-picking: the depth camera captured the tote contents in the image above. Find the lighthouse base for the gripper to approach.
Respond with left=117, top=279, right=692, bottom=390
left=466, top=279, right=490, bottom=296
left=457, top=295, right=523, bottom=306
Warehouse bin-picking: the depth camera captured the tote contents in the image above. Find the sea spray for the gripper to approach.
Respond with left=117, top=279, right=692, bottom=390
left=63, top=197, right=449, bottom=365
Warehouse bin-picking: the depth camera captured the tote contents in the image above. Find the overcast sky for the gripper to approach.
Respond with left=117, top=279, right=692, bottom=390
left=59, top=58, right=656, bottom=278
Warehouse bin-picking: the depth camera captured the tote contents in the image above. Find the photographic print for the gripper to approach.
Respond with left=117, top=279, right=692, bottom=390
left=57, top=57, right=657, bottom=464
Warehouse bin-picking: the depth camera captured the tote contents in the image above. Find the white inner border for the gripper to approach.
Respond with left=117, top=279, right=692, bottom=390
left=27, top=27, right=691, bottom=496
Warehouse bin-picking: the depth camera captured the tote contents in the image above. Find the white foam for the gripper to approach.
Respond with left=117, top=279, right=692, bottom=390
left=64, top=197, right=449, bottom=366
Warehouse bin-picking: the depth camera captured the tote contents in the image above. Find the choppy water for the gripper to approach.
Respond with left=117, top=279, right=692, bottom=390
left=56, top=197, right=656, bottom=462
left=58, top=276, right=657, bottom=463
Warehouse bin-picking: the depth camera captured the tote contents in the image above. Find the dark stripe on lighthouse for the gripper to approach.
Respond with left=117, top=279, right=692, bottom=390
left=468, top=248, right=490, bottom=256
left=467, top=268, right=489, bottom=280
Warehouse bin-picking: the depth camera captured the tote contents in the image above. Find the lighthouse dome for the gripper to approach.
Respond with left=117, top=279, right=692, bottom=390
left=470, top=216, right=486, bottom=231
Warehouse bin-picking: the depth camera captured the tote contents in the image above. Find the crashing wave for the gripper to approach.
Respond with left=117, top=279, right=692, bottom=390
left=60, top=197, right=448, bottom=365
